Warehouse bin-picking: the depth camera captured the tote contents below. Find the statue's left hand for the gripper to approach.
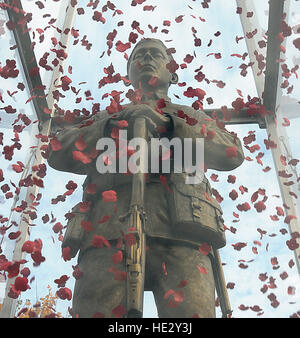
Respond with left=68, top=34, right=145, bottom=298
left=122, top=103, right=169, bottom=124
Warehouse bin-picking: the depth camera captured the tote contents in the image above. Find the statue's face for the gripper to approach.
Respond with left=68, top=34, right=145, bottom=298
left=127, top=40, right=173, bottom=90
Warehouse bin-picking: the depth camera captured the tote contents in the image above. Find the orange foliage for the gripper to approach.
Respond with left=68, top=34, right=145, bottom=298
left=16, top=285, right=62, bottom=318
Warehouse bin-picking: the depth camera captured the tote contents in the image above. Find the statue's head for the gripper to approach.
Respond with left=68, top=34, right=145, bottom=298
left=126, top=38, right=178, bottom=90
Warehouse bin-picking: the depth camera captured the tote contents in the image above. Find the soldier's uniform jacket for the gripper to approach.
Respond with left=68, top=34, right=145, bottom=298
left=47, top=99, right=244, bottom=257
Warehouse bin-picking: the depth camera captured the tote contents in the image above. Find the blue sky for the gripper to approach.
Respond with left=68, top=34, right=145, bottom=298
left=0, top=0, right=300, bottom=318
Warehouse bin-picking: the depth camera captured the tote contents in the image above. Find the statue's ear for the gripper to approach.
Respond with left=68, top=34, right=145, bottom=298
left=123, top=75, right=131, bottom=87
left=170, top=73, right=178, bottom=85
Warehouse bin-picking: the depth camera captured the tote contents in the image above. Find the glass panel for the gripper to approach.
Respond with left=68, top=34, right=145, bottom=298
left=212, top=122, right=300, bottom=318
left=232, top=0, right=300, bottom=318
left=63, top=0, right=259, bottom=111
left=252, top=0, right=269, bottom=34
left=0, top=0, right=299, bottom=318
left=21, top=0, right=70, bottom=91
left=0, top=4, right=40, bottom=311
left=0, top=7, right=37, bottom=258
left=0, top=1, right=79, bottom=316
left=276, top=0, right=300, bottom=120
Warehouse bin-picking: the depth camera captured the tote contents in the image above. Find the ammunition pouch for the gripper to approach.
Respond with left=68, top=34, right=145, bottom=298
left=166, top=176, right=226, bottom=249
left=62, top=204, right=87, bottom=258
left=62, top=177, right=92, bottom=258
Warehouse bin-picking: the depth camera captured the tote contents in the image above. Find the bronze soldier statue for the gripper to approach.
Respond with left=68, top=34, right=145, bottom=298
left=47, top=38, right=244, bottom=318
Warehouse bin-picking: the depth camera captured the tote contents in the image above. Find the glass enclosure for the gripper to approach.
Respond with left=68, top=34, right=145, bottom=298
left=0, top=0, right=299, bottom=318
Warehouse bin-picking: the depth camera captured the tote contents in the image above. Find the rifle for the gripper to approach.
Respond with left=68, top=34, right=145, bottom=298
left=211, top=248, right=232, bottom=318
left=119, top=117, right=232, bottom=319
left=120, top=117, right=147, bottom=318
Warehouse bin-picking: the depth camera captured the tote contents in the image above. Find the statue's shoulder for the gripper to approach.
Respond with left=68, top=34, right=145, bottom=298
left=165, top=102, right=206, bottom=118
left=93, top=103, right=132, bottom=121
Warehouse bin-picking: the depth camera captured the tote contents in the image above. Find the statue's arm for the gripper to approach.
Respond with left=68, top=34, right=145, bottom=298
left=47, top=111, right=112, bottom=175
left=168, top=108, right=244, bottom=171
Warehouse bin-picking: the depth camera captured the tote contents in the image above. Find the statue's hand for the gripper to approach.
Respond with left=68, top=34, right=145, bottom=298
left=120, top=104, right=171, bottom=137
